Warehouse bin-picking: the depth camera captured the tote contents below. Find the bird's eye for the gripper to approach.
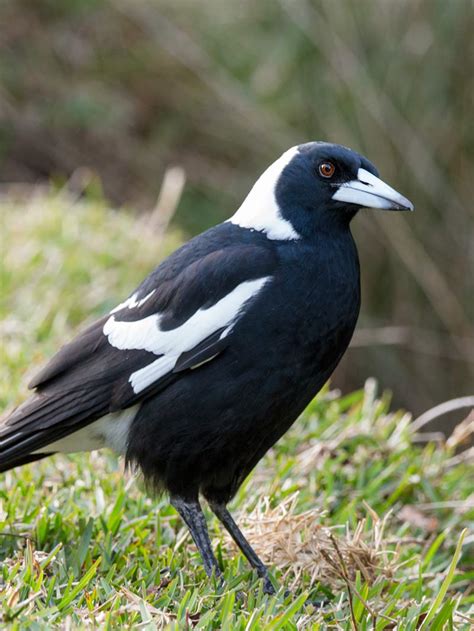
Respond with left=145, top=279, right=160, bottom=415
left=318, top=162, right=336, bottom=178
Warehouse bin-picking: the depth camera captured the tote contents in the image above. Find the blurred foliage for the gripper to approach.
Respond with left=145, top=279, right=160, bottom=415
left=0, top=190, right=182, bottom=407
left=0, top=0, right=473, bottom=414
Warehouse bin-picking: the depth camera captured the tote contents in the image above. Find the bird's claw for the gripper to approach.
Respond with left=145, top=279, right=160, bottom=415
left=262, top=576, right=276, bottom=595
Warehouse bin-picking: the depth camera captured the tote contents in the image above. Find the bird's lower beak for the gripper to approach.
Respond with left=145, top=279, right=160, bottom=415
left=332, top=168, right=414, bottom=211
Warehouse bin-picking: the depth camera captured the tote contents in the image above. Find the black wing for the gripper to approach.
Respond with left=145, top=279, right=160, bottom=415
left=0, top=225, right=276, bottom=468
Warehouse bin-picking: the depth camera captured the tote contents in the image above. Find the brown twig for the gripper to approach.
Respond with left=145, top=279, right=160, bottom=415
left=329, top=533, right=397, bottom=626
left=328, top=538, right=357, bottom=629
left=147, top=166, right=186, bottom=238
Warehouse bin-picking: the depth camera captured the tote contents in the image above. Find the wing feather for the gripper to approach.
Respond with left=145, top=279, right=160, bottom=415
left=1, top=228, right=276, bottom=470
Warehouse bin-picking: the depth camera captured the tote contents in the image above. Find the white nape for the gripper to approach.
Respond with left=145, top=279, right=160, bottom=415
left=33, top=405, right=139, bottom=455
left=110, top=290, right=155, bottom=314
left=103, top=276, right=271, bottom=394
left=228, top=146, right=301, bottom=240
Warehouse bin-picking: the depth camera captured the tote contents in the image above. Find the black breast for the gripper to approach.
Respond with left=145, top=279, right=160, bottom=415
left=126, top=229, right=360, bottom=502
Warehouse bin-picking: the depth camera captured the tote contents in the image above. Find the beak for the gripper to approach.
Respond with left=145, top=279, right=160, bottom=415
left=332, top=168, right=414, bottom=211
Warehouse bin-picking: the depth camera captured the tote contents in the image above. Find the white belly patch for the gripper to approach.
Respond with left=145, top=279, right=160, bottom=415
left=33, top=405, right=139, bottom=455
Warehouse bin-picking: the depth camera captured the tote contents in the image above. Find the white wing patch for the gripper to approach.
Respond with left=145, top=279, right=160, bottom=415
left=110, top=290, right=155, bottom=314
left=103, top=277, right=270, bottom=393
left=229, top=146, right=300, bottom=240
left=129, top=355, right=176, bottom=394
left=104, top=312, right=161, bottom=352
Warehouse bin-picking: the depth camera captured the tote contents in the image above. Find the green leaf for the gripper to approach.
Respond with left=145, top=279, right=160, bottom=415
left=419, top=529, right=467, bottom=630
left=266, top=592, right=308, bottom=630
left=57, top=557, right=101, bottom=611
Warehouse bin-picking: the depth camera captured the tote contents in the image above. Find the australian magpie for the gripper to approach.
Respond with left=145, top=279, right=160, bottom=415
left=0, top=142, right=413, bottom=594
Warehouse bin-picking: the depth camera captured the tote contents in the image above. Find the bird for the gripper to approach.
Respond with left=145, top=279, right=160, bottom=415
left=0, top=142, right=413, bottom=594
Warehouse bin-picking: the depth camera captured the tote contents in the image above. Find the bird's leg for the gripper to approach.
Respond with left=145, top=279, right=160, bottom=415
left=170, top=496, right=222, bottom=580
left=209, top=502, right=276, bottom=595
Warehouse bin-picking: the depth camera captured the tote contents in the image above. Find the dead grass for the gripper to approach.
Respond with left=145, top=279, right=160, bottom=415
left=223, top=494, right=396, bottom=592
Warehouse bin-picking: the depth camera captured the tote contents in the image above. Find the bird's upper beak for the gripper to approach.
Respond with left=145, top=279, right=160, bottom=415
left=332, top=168, right=414, bottom=211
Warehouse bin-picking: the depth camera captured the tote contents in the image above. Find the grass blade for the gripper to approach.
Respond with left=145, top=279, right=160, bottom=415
left=419, top=529, right=467, bottom=630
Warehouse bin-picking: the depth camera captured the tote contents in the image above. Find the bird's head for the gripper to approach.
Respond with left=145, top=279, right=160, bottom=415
left=230, top=141, right=414, bottom=240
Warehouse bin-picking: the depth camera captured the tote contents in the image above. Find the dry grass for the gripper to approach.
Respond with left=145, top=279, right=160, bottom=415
left=223, top=494, right=396, bottom=592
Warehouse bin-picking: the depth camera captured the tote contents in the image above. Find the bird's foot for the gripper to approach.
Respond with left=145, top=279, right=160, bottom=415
left=262, top=575, right=276, bottom=595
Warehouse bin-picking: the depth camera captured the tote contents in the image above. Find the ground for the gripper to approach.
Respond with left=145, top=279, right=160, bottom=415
left=1, top=190, right=473, bottom=629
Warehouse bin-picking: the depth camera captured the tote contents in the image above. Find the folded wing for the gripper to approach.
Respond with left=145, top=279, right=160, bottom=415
left=0, top=235, right=275, bottom=470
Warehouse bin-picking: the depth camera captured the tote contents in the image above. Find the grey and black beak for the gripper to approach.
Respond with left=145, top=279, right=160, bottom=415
left=332, top=168, right=414, bottom=211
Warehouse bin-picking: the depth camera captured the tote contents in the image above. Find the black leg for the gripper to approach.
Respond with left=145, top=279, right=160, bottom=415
left=209, top=502, right=275, bottom=595
left=170, top=496, right=222, bottom=579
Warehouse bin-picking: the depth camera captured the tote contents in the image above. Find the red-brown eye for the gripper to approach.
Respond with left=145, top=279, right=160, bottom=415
left=318, top=162, right=335, bottom=178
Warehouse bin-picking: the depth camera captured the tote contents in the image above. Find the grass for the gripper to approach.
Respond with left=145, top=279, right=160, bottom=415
left=1, top=190, right=473, bottom=629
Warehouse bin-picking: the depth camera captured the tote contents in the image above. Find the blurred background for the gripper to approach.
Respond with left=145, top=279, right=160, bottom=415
left=1, top=0, right=473, bottom=418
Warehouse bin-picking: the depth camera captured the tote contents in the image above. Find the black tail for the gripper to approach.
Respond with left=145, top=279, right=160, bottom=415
left=0, top=452, right=53, bottom=473
left=0, top=388, right=109, bottom=474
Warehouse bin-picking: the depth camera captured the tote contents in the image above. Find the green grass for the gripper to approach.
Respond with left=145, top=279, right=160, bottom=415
left=1, top=191, right=473, bottom=629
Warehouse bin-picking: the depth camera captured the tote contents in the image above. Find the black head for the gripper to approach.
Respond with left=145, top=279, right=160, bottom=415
left=230, top=141, right=413, bottom=240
